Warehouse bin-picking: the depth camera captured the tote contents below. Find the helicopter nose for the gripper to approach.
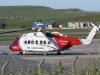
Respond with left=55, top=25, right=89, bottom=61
left=9, top=44, right=22, bottom=52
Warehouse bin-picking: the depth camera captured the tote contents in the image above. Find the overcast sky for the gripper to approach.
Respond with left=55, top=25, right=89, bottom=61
left=0, top=0, right=99, bottom=11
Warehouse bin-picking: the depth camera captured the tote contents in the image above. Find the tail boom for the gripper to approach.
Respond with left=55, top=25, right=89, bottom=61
left=80, top=23, right=99, bottom=45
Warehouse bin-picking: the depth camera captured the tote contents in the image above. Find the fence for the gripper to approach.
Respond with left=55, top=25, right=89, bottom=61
left=0, top=56, right=100, bottom=75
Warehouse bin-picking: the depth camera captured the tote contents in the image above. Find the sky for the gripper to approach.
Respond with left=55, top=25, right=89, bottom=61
left=0, top=0, right=100, bottom=11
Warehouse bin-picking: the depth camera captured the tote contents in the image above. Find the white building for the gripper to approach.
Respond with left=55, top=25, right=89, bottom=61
left=68, top=22, right=90, bottom=28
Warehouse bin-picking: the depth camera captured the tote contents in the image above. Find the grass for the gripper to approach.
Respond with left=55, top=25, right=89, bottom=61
left=0, top=33, right=100, bottom=41
left=3, top=16, right=100, bottom=28
left=76, top=58, right=100, bottom=75
left=0, top=28, right=99, bottom=41
left=0, top=6, right=100, bottom=28
left=45, top=29, right=90, bottom=33
left=22, top=58, right=100, bottom=75
left=0, top=6, right=100, bottom=40
left=2, top=58, right=100, bottom=75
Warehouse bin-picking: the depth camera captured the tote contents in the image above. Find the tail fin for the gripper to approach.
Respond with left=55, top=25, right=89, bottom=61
left=81, top=23, right=99, bottom=45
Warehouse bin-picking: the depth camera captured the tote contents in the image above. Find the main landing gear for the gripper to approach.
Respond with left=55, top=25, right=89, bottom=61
left=18, top=51, right=61, bottom=55
left=19, top=52, right=23, bottom=55
left=43, top=52, right=47, bottom=55
left=57, top=51, right=61, bottom=55
left=43, top=52, right=61, bottom=55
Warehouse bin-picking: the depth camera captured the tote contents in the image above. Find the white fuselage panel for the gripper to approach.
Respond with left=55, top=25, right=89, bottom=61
left=19, top=32, right=59, bottom=52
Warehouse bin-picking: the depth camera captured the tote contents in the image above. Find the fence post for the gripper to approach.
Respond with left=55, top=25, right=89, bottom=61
left=1, top=61, right=9, bottom=75
left=72, top=56, right=78, bottom=75
left=58, top=60, right=64, bottom=75
left=37, top=59, right=45, bottom=75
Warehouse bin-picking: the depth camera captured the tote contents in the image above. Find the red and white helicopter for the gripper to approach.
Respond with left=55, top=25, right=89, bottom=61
left=9, top=23, right=99, bottom=55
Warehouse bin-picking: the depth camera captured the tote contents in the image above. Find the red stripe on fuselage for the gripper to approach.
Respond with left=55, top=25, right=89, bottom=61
left=54, top=36, right=82, bottom=49
left=67, top=37, right=82, bottom=45
left=54, top=36, right=71, bottom=49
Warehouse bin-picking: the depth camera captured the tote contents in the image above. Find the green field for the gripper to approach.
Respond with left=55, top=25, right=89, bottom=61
left=0, top=29, right=99, bottom=41
left=0, top=6, right=100, bottom=28
left=0, top=6, right=91, bottom=18
left=0, top=6, right=100, bottom=40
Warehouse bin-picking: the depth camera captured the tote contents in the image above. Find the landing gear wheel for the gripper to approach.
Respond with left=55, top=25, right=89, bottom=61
left=57, top=51, right=61, bottom=55
left=43, top=53, right=47, bottom=55
left=19, top=52, right=23, bottom=55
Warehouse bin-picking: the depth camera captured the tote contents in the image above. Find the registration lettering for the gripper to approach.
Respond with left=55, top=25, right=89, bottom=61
left=27, top=47, right=44, bottom=49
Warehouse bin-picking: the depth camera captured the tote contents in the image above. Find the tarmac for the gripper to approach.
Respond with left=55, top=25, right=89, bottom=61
left=0, top=39, right=100, bottom=74
left=0, top=39, right=100, bottom=55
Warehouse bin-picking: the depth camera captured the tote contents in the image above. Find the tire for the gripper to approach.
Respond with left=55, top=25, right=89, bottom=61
left=43, top=52, right=47, bottom=55
left=57, top=51, right=61, bottom=55
left=19, top=52, right=23, bottom=55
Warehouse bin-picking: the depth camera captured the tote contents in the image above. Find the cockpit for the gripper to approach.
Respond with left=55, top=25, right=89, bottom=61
left=45, top=32, right=54, bottom=37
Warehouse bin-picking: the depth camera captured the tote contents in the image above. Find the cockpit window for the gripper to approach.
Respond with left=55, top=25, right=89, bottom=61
left=12, top=38, right=19, bottom=44
left=45, top=32, right=53, bottom=37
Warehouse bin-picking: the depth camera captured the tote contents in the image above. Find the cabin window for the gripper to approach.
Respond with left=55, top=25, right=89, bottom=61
left=40, top=40, right=42, bottom=44
left=24, top=40, right=27, bottom=44
left=43, top=41, right=46, bottom=44
left=24, top=40, right=50, bottom=45
left=35, top=40, right=38, bottom=44
left=28, top=40, right=30, bottom=44
left=31, top=40, right=34, bottom=44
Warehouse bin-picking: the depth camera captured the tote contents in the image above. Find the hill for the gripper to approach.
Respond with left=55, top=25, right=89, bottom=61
left=0, top=6, right=99, bottom=18
left=56, top=8, right=84, bottom=12
left=0, top=6, right=100, bottom=28
left=0, top=6, right=71, bottom=18
left=0, top=6, right=53, bottom=17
